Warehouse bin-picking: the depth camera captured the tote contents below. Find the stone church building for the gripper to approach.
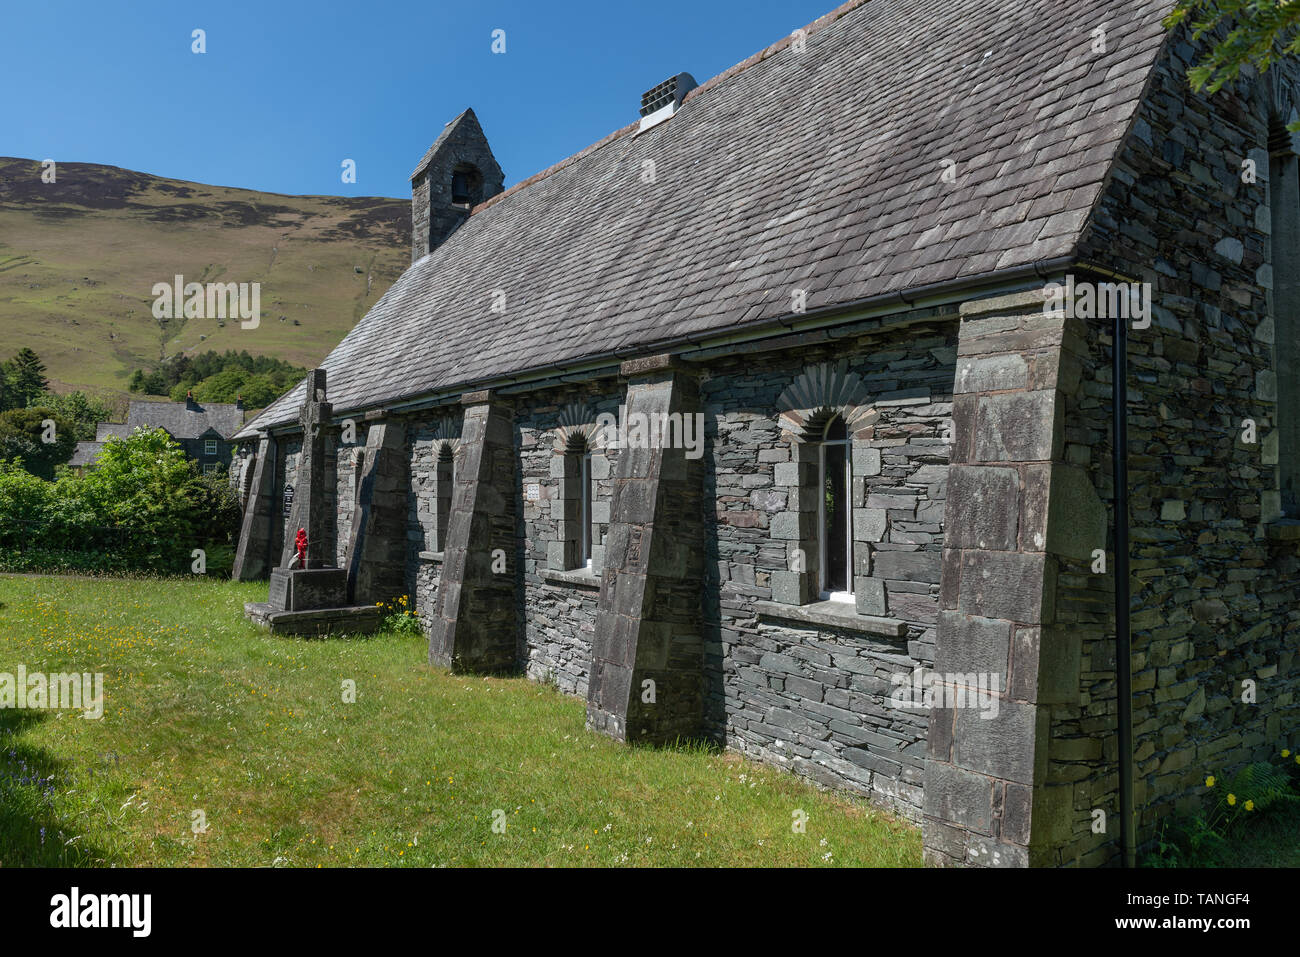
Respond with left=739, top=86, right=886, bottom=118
left=231, top=0, right=1300, bottom=866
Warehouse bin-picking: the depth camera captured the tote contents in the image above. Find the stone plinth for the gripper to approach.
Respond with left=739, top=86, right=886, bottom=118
left=268, top=567, right=349, bottom=612
left=245, top=601, right=383, bottom=636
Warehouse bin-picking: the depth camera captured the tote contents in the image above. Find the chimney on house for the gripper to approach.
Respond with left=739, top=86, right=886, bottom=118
left=235, top=394, right=244, bottom=411
left=638, top=72, right=697, bottom=132
left=409, top=108, right=505, bottom=263
left=186, top=390, right=199, bottom=412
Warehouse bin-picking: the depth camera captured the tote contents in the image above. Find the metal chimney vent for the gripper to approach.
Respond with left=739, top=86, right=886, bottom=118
left=638, top=72, right=697, bottom=131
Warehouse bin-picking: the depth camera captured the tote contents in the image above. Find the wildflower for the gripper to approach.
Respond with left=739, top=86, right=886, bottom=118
left=1244, top=800, right=1254, bottom=811
left=1227, top=793, right=1237, bottom=806
left=1205, top=775, right=1216, bottom=788
left=1284, top=750, right=1292, bottom=758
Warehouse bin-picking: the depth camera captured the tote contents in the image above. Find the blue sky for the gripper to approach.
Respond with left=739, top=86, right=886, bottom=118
left=3, top=0, right=835, bottom=198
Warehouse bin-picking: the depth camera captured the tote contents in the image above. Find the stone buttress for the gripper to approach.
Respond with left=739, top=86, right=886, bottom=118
left=586, top=356, right=706, bottom=744
left=923, top=288, right=1105, bottom=867
left=232, top=434, right=277, bottom=581
left=427, top=391, right=519, bottom=671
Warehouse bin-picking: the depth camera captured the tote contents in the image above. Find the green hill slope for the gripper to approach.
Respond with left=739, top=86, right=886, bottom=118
left=0, top=157, right=410, bottom=400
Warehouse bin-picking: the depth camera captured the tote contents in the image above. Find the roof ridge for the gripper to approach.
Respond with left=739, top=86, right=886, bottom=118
left=474, top=0, right=873, bottom=215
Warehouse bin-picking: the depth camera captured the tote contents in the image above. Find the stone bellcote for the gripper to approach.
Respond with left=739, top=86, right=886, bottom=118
left=410, top=108, right=505, bottom=262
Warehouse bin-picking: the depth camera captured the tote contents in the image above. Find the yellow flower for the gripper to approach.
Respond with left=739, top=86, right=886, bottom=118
left=1205, top=775, right=1216, bottom=788
left=1227, top=793, right=1237, bottom=806
left=1284, top=750, right=1292, bottom=758
left=1244, top=800, right=1254, bottom=811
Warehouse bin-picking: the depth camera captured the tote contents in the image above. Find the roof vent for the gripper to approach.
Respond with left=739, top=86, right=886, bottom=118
left=638, top=72, right=697, bottom=132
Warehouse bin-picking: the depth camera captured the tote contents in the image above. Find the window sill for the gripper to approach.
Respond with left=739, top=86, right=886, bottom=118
left=418, top=551, right=445, bottom=562
left=752, top=600, right=906, bottom=638
left=1265, top=519, right=1300, bottom=542
left=543, top=568, right=602, bottom=589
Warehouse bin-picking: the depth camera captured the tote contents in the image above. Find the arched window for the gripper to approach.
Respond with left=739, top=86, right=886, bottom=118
left=818, top=415, right=852, bottom=600
left=433, top=445, right=454, bottom=551
left=552, top=434, right=596, bottom=572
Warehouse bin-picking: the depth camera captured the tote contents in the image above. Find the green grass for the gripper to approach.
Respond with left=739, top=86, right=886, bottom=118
left=0, top=574, right=922, bottom=867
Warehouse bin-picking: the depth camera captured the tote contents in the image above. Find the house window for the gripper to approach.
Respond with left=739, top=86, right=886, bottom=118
left=818, top=415, right=852, bottom=601
left=202, top=463, right=219, bottom=476
left=1270, top=125, right=1300, bottom=516
left=204, top=439, right=218, bottom=456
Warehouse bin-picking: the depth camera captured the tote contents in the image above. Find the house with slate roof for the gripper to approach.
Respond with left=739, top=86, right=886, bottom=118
left=230, top=0, right=1300, bottom=867
left=72, top=395, right=244, bottom=472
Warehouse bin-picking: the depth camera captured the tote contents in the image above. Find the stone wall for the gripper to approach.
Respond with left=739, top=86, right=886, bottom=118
left=335, top=437, right=360, bottom=568
left=1055, top=37, right=1300, bottom=864
left=387, top=321, right=955, bottom=815
left=703, top=323, right=957, bottom=820
left=515, top=389, right=622, bottom=696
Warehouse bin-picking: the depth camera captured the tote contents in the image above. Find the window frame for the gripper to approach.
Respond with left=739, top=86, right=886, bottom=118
left=580, top=450, right=593, bottom=571
left=204, top=438, right=218, bottom=456
left=817, top=417, right=854, bottom=603
left=433, top=445, right=454, bottom=552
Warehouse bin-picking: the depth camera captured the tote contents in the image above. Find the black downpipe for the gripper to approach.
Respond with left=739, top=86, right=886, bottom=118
left=1113, top=309, right=1135, bottom=868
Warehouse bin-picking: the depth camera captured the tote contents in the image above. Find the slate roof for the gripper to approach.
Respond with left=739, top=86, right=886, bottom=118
left=95, top=423, right=130, bottom=442
left=240, top=0, right=1171, bottom=437
left=126, top=400, right=243, bottom=440
left=68, top=441, right=104, bottom=468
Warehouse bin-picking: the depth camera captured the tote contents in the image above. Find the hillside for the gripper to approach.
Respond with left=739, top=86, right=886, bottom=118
left=0, top=157, right=410, bottom=400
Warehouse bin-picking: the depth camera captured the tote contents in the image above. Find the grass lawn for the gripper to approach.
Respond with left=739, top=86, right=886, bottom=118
left=0, top=574, right=922, bottom=867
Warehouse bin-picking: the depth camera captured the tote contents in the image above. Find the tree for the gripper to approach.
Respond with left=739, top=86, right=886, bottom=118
left=1167, top=1, right=1300, bottom=129
left=0, top=359, right=16, bottom=413
left=0, top=408, right=77, bottom=480
left=9, top=348, right=49, bottom=405
left=33, top=390, right=112, bottom=441
left=78, top=427, right=241, bottom=569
